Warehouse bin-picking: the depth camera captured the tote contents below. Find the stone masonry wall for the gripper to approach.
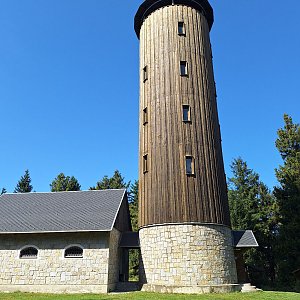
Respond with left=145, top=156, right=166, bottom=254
left=139, top=224, right=237, bottom=288
left=0, top=231, right=111, bottom=293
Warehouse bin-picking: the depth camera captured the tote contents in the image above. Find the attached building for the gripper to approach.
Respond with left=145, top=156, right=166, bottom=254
left=0, top=189, right=131, bottom=294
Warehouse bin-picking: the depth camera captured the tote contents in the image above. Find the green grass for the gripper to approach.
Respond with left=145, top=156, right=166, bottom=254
left=0, top=292, right=299, bottom=300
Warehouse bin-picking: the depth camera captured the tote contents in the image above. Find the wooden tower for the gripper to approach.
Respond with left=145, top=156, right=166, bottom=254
left=135, top=0, right=238, bottom=293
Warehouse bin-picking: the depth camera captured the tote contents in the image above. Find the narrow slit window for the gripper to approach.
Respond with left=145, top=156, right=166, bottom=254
left=143, top=154, right=148, bottom=173
left=65, top=246, right=83, bottom=258
left=186, top=156, right=194, bottom=175
left=143, top=107, right=148, bottom=125
left=180, top=61, right=188, bottom=76
left=178, top=22, right=185, bottom=35
left=143, top=66, right=148, bottom=82
left=20, top=247, right=38, bottom=259
left=183, top=105, right=191, bottom=122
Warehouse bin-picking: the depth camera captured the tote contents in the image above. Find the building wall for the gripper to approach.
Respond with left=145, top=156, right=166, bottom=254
left=0, top=231, right=115, bottom=293
left=139, top=224, right=238, bottom=293
left=107, top=228, right=122, bottom=291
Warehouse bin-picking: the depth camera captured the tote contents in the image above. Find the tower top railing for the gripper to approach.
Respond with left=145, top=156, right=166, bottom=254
left=134, top=0, right=214, bottom=38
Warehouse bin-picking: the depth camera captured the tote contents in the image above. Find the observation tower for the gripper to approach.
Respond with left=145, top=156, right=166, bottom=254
left=135, top=0, right=238, bottom=293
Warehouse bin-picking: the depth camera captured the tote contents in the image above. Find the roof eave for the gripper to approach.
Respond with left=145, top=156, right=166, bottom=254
left=0, top=229, right=112, bottom=235
left=110, top=189, right=127, bottom=231
left=235, top=244, right=259, bottom=248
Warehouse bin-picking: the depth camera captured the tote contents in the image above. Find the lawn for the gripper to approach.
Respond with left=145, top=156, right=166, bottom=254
left=0, top=292, right=299, bottom=300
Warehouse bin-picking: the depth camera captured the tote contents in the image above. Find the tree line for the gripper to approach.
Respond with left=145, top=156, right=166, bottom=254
left=0, top=170, right=133, bottom=194
left=228, top=114, right=300, bottom=291
left=0, top=114, right=299, bottom=289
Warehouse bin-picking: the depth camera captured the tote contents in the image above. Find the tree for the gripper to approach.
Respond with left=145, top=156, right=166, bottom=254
left=228, top=158, right=260, bottom=230
left=128, top=180, right=139, bottom=280
left=274, top=114, right=300, bottom=290
left=50, top=173, right=81, bottom=192
left=129, top=180, right=138, bottom=232
left=14, top=170, right=33, bottom=193
left=1, top=187, right=6, bottom=195
left=228, top=158, right=279, bottom=287
left=90, top=170, right=130, bottom=190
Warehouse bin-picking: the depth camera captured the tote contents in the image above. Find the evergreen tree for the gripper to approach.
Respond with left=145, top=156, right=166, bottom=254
left=90, top=170, right=130, bottom=190
left=274, top=114, right=300, bottom=290
left=129, top=180, right=138, bottom=231
left=128, top=180, right=139, bottom=280
left=50, top=173, right=81, bottom=192
left=228, top=158, right=279, bottom=287
left=14, top=170, right=33, bottom=193
left=228, top=158, right=260, bottom=230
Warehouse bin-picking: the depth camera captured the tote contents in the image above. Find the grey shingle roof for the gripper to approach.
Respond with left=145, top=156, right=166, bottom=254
left=232, top=230, right=259, bottom=248
left=0, top=189, right=126, bottom=234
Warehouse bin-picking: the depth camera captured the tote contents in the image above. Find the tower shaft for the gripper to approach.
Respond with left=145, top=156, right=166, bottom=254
left=138, top=3, right=230, bottom=228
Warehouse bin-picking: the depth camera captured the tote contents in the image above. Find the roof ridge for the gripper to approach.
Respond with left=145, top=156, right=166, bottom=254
left=2, top=188, right=127, bottom=196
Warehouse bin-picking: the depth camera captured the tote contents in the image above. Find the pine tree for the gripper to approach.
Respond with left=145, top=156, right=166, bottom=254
left=90, top=170, right=130, bottom=190
left=50, top=173, right=81, bottom=192
left=14, top=170, right=33, bottom=193
left=228, top=158, right=279, bottom=287
left=128, top=180, right=139, bottom=280
left=228, top=158, right=260, bottom=230
left=274, top=114, right=300, bottom=290
left=129, top=180, right=138, bottom=232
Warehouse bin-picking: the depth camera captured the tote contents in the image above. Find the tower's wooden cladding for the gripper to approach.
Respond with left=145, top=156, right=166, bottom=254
left=136, top=1, right=231, bottom=228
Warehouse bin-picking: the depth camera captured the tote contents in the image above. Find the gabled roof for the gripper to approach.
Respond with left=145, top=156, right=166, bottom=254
left=232, top=230, right=259, bottom=248
left=0, top=189, right=126, bottom=234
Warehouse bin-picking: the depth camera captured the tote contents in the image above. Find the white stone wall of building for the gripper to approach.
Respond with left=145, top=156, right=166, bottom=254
left=139, top=224, right=238, bottom=290
left=0, top=231, right=113, bottom=293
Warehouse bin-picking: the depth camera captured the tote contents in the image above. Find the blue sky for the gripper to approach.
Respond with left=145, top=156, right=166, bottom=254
left=0, top=0, right=299, bottom=192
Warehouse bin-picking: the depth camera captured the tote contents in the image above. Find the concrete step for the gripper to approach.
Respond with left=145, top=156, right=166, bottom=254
left=241, top=283, right=260, bottom=293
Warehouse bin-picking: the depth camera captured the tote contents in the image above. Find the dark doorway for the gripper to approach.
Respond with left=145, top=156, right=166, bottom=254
left=119, top=232, right=140, bottom=283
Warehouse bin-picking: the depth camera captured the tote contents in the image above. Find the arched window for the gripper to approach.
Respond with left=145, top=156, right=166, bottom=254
left=20, top=246, right=38, bottom=259
left=64, top=245, right=83, bottom=258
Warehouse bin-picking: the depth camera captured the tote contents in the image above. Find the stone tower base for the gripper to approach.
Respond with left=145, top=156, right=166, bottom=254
left=139, top=224, right=238, bottom=293
left=141, top=283, right=242, bottom=294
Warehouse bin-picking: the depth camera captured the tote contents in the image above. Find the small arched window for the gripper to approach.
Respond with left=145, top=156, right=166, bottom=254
left=20, top=246, right=38, bottom=259
left=64, top=246, right=83, bottom=258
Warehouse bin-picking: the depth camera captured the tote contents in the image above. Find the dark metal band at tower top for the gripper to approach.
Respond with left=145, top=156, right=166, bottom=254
left=134, top=0, right=214, bottom=38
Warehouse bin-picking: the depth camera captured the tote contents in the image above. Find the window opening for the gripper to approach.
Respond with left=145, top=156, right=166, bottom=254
left=64, top=246, right=83, bottom=258
left=178, top=22, right=185, bottom=35
left=143, top=107, right=148, bottom=125
left=20, top=247, right=38, bottom=259
left=186, top=156, right=194, bottom=175
left=143, top=66, right=148, bottom=82
left=180, top=61, right=188, bottom=76
left=183, top=105, right=191, bottom=122
left=143, top=155, right=148, bottom=173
